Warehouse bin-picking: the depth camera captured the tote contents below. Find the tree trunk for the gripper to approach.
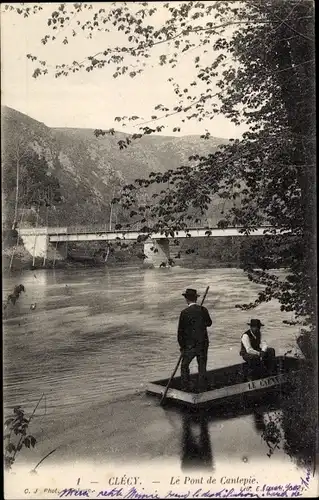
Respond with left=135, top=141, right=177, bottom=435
left=53, top=241, right=58, bottom=268
left=270, top=12, right=316, bottom=324
left=109, top=203, right=113, bottom=231
left=269, top=8, right=315, bottom=228
left=32, top=208, right=39, bottom=268
left=43, top=205, right=49, bottom=267
left=12, top=156, right=20, bottom=230
left=104, top=246, right=110, bottom=263
left=9, top=208, right=25, bottom=271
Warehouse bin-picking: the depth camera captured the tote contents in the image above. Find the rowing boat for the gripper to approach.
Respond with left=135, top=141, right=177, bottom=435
left=146, top=356, right=307, bottom=407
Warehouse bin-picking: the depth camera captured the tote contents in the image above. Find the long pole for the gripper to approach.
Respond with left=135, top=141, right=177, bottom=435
left=160, top=286, right=210, bottom=406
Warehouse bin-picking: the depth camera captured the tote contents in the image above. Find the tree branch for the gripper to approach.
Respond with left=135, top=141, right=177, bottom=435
left=251, top=0, right=314, bottom=42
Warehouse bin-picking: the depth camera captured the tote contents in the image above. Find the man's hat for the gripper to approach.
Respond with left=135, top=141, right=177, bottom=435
left=182, top=288, right=200, bottom=299
left=247, top=319, right=264, bottom=327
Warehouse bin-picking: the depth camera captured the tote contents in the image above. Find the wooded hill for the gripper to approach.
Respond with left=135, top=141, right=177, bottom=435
left=1, top=105, right=229, bottom=229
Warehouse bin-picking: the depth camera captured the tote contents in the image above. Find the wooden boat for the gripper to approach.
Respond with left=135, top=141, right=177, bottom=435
left=146, top=356, right=307, bottom=407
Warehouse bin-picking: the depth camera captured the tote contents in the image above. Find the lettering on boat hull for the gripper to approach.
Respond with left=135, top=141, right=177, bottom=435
left=247, top=374, right=285, bottom=391
left=146, top=372, right=291, bottom=406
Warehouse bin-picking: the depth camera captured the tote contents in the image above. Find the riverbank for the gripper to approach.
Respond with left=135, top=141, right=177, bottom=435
left=2, top=247, right=241, bottom=275
left=2, top=245, right=142, bottom=275
left=2, top=231, right=251, bottom=274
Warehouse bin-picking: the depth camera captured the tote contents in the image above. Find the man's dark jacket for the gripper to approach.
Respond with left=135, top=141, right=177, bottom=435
left=178, top=304, right=212, bottom=350
left=239, top=329, right=261, bottom=357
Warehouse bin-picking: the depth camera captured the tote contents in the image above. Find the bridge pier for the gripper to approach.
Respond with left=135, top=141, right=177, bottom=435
left=18, top=228, right=68, bottom=261
left=143, top=238, right=170, bottom=268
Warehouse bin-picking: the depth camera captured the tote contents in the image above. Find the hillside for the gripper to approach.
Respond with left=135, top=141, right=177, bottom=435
left=1, top=105, right=228, bottom=227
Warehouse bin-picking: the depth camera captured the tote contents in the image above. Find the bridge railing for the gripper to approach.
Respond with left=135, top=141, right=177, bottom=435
left=66, top=225, right=109, bottom=234
left=52, top=220, right=273, bottom=235
left=64, top=221, right=143, bottom=234
left=64, top=219, right=217, bottom=233
left=18, top=217, right=274, bottom=237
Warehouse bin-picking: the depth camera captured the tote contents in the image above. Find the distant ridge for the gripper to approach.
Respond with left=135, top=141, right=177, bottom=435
left=53, top=126, right=227, bottom=141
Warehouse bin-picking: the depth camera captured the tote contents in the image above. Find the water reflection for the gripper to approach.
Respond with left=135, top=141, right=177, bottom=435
left=181, top=411, right=214, bottom=471
left=256, top=381, right=316, bottom=468
left=252, top=408, right=267, bottom=433
left=162, top=388, right=315, bottom=470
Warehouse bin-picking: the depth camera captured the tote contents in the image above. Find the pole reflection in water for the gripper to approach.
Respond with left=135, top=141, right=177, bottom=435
left=181, top=411, right=214, bottom=471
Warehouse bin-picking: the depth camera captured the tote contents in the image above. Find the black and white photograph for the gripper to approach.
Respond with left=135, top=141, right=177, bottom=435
left=2, top=1, right=317, bottom=498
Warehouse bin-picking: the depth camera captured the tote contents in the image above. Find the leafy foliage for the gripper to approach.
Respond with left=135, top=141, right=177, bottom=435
left=3, top=284, right=25, bottom=311
left=256, top=363, right=317, bottom=468
left=6, top=2, right=316, bottom=341
left=4, top=405, right=37, bottom=471
left=4, top=395, right=58, bottom=473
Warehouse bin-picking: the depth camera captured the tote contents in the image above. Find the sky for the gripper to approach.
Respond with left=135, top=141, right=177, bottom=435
left=1, top=2, right=248, bottom=139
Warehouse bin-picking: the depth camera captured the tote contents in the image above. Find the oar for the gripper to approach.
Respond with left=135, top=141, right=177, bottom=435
left=160, top=286, right=210, bottom=406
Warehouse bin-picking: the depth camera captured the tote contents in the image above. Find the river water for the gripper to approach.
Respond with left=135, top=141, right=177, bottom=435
left=3, top=266, right=298, bottom=413
left=3, top=266, right=304, bottom=468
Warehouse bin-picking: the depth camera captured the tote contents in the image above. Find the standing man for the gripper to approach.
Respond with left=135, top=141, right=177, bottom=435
left=178, top=288, right=212, bottom=392
left=240, top=319, right=276, bottom=375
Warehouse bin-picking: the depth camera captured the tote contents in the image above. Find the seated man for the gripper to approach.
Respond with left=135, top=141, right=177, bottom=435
left=240, top=319, right=276, bottom=376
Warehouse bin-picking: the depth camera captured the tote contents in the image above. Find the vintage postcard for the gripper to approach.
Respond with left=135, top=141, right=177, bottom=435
left=2, top=2, right=317, bottom=499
